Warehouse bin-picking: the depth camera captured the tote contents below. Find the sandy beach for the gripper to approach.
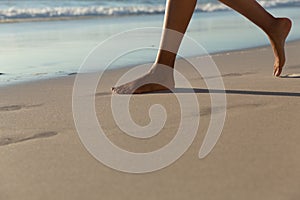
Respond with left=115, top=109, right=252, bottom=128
left=1, top=41, right=300, bottom=200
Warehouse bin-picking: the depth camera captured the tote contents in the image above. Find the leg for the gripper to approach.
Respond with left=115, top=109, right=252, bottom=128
left=112, top=0, right=197, bottom=94
left=219, top=0, right=292, bottom=76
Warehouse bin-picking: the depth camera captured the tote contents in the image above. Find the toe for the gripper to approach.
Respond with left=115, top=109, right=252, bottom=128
left=273, top=67, right=282, bottom=77
left=112, top=86, right=120, bottom=94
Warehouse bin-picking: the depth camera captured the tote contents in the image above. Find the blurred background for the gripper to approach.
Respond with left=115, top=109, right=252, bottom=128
left=1, top=0, right=300, bottom=85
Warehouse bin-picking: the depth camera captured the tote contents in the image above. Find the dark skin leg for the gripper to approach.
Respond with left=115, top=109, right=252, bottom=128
left=219, top=0, right=292, bottom=76
left=112, top=0, right=292, bottom=94
left=112, top=0, right=197, bottom=94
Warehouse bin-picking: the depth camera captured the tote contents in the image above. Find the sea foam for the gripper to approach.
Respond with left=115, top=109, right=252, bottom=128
left=1, top=0, right=299, bottom=22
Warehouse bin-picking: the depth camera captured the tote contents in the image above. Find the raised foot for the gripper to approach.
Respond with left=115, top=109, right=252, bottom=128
left=268, top=17, right=292, bottom=77
left=112, top=64, right=175, bottom=94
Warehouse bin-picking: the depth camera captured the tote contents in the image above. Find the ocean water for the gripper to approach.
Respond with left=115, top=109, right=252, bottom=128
left=1, top=0, right=300, bottom=21
left=1, top=0, right=300, bottom=85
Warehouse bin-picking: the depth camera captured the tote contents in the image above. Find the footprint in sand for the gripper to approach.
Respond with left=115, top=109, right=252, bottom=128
left=222, top=72, right=254, bottom=77
left=0, top=104, right=42, bottom=112
left=200, top=72, right=254, bottom=80
left=200, top=103, right=262, bottom=116
left=0, top=105, right=23, bottom=111
left=0, top=131, right=58, bottom=146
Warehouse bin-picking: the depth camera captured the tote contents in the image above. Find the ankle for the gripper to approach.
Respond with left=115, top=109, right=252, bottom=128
left=266, top=17, right=290, bottom=39
left=264, top=17, right=278, bottom=37
left=155, top=50, right=176, bottom=67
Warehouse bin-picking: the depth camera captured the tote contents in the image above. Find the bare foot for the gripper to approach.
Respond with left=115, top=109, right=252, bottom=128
left=268, top=17, right=292, bottom=77
left=112, top=64, right=175, bottom=94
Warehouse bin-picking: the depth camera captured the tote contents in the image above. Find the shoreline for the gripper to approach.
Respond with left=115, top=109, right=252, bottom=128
left=2, top=5, right=300, bottom=87
left=1, top=39, right=300, bottom=89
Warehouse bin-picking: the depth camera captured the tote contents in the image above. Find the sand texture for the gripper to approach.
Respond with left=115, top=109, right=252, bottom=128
left=0, top=41, right=300, bottom=200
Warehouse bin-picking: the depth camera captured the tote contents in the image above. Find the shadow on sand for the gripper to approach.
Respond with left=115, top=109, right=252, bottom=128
left=280, top=73, right=300, bottom=79
left=155, top=88, right=300, bottom=97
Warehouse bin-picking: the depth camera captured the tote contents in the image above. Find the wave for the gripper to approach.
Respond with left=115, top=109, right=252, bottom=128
left=197, top=0, right=300, bottom=12
left=1, top=0, right=300, bottom=23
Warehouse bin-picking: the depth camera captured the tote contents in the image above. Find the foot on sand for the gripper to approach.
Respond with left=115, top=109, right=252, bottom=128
left=112, top=64, right=175, bottom=94
left=268, top=17, right=292, bottom=77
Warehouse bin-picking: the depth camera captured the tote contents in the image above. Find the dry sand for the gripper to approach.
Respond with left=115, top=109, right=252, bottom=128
left=0, top=41, right=300, bottom=200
